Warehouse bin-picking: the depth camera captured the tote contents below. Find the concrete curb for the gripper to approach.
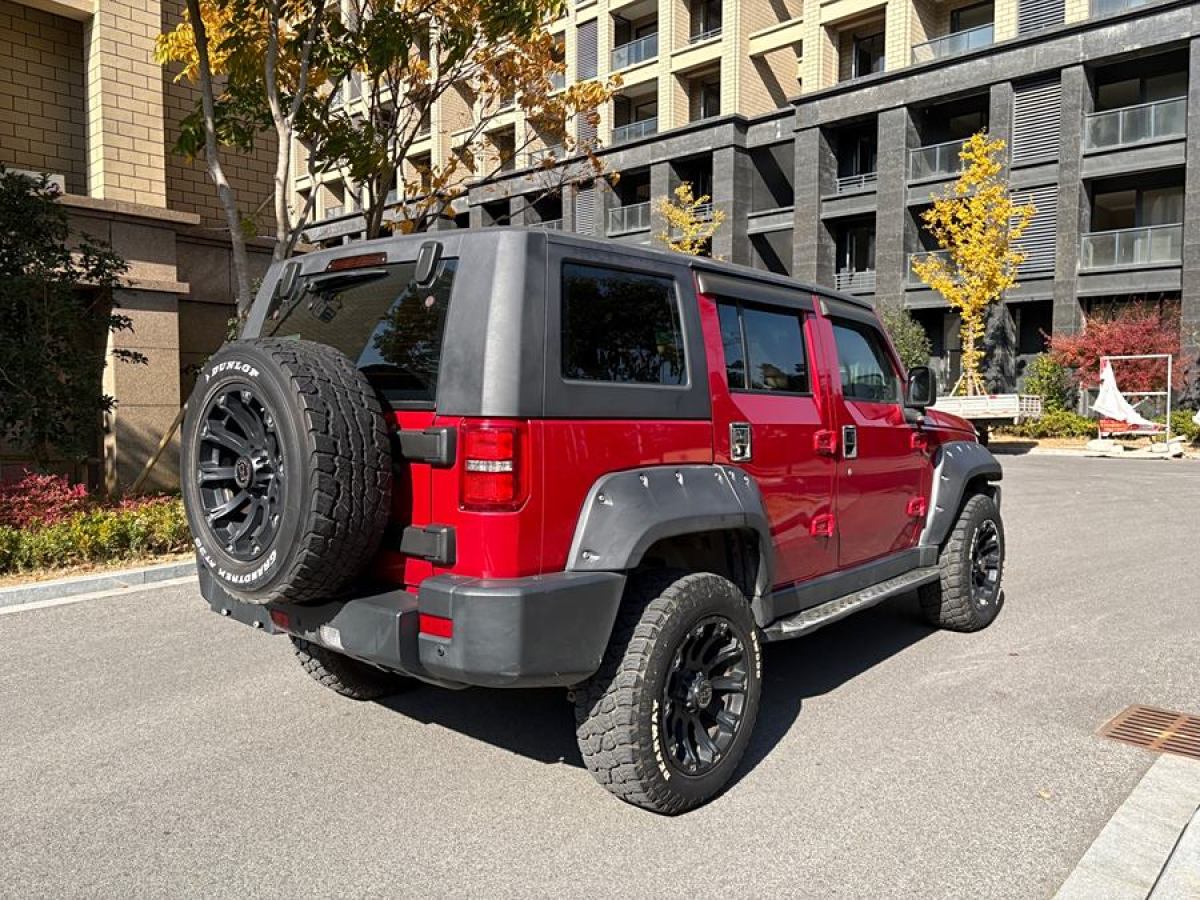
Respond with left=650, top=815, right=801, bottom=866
left=0, top=560, right=197, bottom=610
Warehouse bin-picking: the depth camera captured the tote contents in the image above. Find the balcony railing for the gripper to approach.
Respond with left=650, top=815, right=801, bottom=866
left=835, top=172, right=878, bottom=194
left=530, top=218, right=564, bottom=230
left=530, top=145, right=563, bottom=165
left=909, top=138, right=965, bottom=182
left=1079, top=224, right=1183, bottom=270
left=608, top=201, right=652, bottom=234
left=1092, top=0, right=1150, bottom=15
left=907, top=249, right=952, bottom=286
left=550, top=71, right=566, bottom=91
left=611, top=32, right=658, bottom=70
left=834, top=270, right=876, bottom=293
left=690, top=26, right=722, bottom=43
left=612, top=116, right=658, bottom=144
left=911, top=23, right=993, bottom=64
left=693, top=201, right=714, bottom=221
left=1084, top=96, right=1187, bottom=152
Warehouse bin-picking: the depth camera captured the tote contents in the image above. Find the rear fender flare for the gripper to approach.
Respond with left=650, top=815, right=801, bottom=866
left=920, top=440, right=1003, bottom=548
left=566, top=464, right=774, bottom=605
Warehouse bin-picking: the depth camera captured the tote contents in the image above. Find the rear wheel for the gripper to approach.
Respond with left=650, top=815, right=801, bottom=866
left=291, top=638, right=410, bottom=701
left=574, top=571, right=762, bottom=815
left=919, top=492, right=1004, bottom=632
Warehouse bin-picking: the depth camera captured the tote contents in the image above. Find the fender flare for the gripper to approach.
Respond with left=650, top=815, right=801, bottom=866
left=920, top=440, right=1003, bottom=548
left=566, top=464, right=775, bottom=602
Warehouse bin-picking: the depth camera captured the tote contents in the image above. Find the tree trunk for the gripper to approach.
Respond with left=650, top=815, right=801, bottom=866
left=185, top=0, right=253, bottom=316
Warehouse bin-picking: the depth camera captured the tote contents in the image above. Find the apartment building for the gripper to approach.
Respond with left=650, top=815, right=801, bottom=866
left=0, top=0, right=273, bottom=488
left=309, top=0, right=1200, bottom=392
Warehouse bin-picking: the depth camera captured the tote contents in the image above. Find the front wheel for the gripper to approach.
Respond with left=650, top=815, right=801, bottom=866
left=919, top=492, right=1005, bottom=632
left=574, top=571, right=763, bottom=815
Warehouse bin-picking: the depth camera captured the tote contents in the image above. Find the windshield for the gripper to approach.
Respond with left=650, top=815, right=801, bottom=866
left=262, top=260, right=457, bottom=406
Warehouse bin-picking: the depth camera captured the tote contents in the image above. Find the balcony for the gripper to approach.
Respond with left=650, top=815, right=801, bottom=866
left=834, top=270, right=876, bottom=294
left=907, top=249, right=952, bottom=286
left=1084, top=97, right=1187, bottom=153
left=836, top=172, right=878, bottom=194
left=611, top=32, right=658, bottom=70
left=690, top=26, right=722, bottom=43
left=612, top=116, right=658, bottom=144
left=530, top=145, right=564, bottom=165
left=1092, top=0, right=1150, bottom=14
left=530, top=218, right=564, bottom=230
left=909, top=139, right=964, bottom=182
left=550, top=71, right=567, bottom=91
left=911, top=23, right=993, bottom=65
left=608, top=201, right=652, bottom=234
left=1079, top=224, right=1183, bottom=270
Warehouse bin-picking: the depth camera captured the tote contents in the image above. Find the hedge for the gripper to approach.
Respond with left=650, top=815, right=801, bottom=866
left=0, top=497, right=190, bottom=575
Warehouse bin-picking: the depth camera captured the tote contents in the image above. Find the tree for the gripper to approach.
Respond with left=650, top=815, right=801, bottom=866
left=878, top=303, right=932, bottom=372
left=911, top=132, right=1035, bottom=396
left=655, top=182, right=724, bottom=256
left=158, top=0, right=617, bottom=315
left=0, top=169, right=134, bottom=465
left=1049, top=300, right=1182, bottom=394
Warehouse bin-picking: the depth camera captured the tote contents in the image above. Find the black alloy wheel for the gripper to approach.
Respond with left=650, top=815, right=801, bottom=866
left=970, top=519, right=1002, bottom=608
left=195, top=386, right=284, bottom=561
left=661, top=615, right=751, bottom=777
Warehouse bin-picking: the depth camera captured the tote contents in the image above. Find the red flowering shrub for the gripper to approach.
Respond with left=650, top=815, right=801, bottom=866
left=1049, top=302, right=1184, bottom=393
left=0, top=473, right=91, bottom=529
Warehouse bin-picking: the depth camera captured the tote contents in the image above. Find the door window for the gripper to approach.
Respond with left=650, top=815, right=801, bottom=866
left=831, top=319, right=900, bottom=403
left=718, top=301, right=809, bottom=394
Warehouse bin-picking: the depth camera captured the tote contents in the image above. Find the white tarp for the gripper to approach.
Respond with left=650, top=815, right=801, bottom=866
left=1092, top=359, right=1157, bottom=428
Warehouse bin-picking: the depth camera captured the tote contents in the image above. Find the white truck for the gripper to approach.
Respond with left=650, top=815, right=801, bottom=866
left=930, top=393, right=1043, bottom=444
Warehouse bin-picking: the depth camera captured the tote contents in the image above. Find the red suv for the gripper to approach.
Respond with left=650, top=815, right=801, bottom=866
left=182, top=230, right=1004, bottom=814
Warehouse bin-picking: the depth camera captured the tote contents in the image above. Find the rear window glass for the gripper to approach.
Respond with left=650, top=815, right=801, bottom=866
left=561, top=262, right=686, bottom=386
left=262, top=260, right=456, bottom=405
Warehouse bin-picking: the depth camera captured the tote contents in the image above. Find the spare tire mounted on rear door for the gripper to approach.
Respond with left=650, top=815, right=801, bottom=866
left=180, top=338, right=392, bottom=605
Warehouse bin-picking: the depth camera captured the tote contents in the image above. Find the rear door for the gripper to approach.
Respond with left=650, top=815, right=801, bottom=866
left=704, top=288, right=839, bottom=587
left=821, top=309, right=929, bottom=568
left=257, top=255, right=459, bottom=587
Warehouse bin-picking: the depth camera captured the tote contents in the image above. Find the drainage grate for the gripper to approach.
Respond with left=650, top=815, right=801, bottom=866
left=1099, top=705, right=1200, bottom=761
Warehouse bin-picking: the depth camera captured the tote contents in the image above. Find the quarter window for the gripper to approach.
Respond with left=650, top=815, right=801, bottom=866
left=561, top=263, right=686, bottom=385
left=831, top=319, right=900, bottom=403
left=718, top=301, right=810, bottom=394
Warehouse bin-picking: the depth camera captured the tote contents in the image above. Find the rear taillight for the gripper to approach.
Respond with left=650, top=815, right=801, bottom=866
left=460, top=420, right=529, bottom=511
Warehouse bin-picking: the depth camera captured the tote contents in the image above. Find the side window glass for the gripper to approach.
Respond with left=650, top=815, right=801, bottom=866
left=561, top=262, right=686, bottom=385
left=831, top=319, right=900, bottom=403
left=717, top=300, right=809, bottom=394
left=717, top=301, right=746, bottom=389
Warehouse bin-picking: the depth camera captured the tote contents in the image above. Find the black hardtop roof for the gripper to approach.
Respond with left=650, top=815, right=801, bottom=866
left=297, top=227, right=873, bottom=310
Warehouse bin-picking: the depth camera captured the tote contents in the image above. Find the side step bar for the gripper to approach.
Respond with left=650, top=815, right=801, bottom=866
left=762, top=566, right=940, bottom=642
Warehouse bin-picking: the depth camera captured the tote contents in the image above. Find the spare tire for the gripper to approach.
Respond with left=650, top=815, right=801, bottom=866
left=180, top=338, right=392, bottom=605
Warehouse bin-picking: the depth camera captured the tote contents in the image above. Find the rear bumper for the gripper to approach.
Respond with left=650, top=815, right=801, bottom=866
left=199, top=566, right=626, bottom=688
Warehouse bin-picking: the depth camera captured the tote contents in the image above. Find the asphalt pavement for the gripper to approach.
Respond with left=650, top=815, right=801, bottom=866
left=1, top=454, right=1198, bottom=898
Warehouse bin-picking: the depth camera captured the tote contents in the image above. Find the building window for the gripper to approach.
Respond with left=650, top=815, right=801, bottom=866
left=851, top=32, right=885, bottom=79
left=695, top=74, right=721, bottom=119
left=951, top=1, right=994, bottom=32
left=691, top=0, right=722, bottom=41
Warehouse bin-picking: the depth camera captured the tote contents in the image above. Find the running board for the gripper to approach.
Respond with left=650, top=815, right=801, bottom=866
left=762, top=566, right=940, bottom=642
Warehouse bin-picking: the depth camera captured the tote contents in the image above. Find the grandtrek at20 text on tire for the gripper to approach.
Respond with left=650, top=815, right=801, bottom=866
left=574, top=570, right=763, bottom=815
left=180, top=338, right=392, bottom=605
left=919, top=492, right=1005, bottom=632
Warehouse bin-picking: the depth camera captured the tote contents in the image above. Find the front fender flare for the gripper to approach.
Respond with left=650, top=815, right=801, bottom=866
left=920, top=440, right=1003, bottom=548
left=566, top=464, right=774, bottom=602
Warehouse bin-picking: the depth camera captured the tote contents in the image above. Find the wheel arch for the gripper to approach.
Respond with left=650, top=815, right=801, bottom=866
left=565, top=465, right=775, bottom=623
left=920, top=440, right=1003, bottom=549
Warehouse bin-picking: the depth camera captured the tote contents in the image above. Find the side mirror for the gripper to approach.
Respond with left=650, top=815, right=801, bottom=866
left=905, top=366, right=937, bottom=411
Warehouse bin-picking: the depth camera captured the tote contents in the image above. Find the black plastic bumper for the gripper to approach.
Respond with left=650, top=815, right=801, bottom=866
left=199, top=565, right=626, bottom=689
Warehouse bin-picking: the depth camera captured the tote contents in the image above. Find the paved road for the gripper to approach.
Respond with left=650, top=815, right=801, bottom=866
left=2, top=455, right=1198, bottom=898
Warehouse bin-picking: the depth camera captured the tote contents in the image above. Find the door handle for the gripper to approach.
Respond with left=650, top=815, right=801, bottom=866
left=730, top=422, right=752, bottom=461
left=842, top=425, right=858, bottom=459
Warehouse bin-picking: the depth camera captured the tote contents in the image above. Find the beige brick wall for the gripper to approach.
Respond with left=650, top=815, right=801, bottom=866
left=160, top=0, right=276, bottom=230
left=0, top=0, right=87, bottom=193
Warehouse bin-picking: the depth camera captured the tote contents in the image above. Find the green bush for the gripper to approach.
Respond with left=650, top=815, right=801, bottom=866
left=1156, top=409, right=1200, bottom=443
left=0, top=497, right=190, bottom=576
left=879, top=303, right=933, bottom=371
left=1023, top=354, right=1075, bottom=413
left=1004, top=410, right=1097, bottom=439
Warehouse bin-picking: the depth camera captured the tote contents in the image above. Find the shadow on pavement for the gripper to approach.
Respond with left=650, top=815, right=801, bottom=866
left=374, top=593, right=934, bottom=779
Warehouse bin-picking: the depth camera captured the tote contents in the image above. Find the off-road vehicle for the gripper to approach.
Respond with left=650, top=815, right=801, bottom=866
left=182, top=229, right=1004, bottom=814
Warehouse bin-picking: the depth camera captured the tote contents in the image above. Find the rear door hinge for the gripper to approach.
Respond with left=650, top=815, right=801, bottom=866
left=391, top=524, right=456, bottom=566
left=394, top=427, right=456, bottom=467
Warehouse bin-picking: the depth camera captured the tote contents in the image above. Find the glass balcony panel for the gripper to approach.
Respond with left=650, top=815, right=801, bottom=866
left=611, top=32, right=658, bottom=70
left=909, top=140, right=963, bottom=181
left=611, top=116, right=658, bottom=144
left=1083, top=97, right=1187, bottom=151
left=907, top=249, right=952, bottom=285
left=608, top=201, right=652, bottom=234
left=911, top=23, right=993, bottom=64
left=1080, top=224, right=1182, bottom=269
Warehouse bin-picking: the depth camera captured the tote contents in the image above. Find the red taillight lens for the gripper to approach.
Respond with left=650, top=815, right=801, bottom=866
left=418, top=613, right=453, bottom=639
left=460, top=420, right=528, bottom=511
left=268, top=609, right=291, bottom=631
